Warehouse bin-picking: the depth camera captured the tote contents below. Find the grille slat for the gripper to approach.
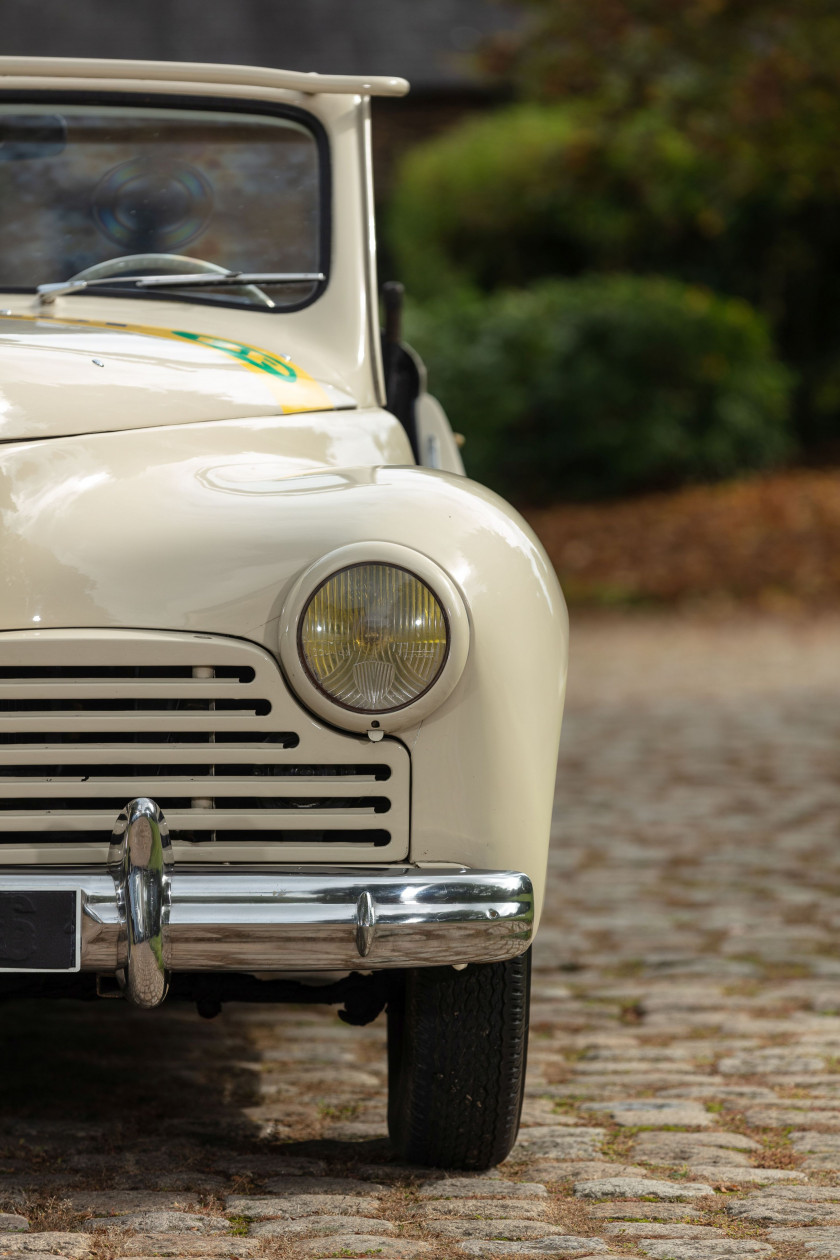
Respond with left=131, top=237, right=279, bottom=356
left=0, top=679, right=258, bottom=700
left=0, top=630, right=410, bottom=863
left=0, top=778, right=389, bottom=798
left=0, top=809, right=389, bottom=829
left=0, top=744, right=308, bottom=764
left=0, top=712, right=271, bottom=731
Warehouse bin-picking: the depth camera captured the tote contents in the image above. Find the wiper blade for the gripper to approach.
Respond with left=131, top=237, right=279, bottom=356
left=36, top=271, right=325, bottom=305
left=135, top=271, right=325, bottom=289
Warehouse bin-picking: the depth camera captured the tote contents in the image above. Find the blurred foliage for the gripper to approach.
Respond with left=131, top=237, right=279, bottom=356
left=484, top=0, right=840, bottom=169
left=405, top=276, right=792, bottom=502
left=390, top=104, right=728, bottom=294
left=389, top=0, right=840, bottom=451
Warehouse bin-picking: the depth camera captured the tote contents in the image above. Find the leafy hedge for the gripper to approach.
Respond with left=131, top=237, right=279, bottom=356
left=388, top=104, right=720, bottom=301
left=405, top=277, right=793, bottom=502
left=387, top=102, right=840, bottom=449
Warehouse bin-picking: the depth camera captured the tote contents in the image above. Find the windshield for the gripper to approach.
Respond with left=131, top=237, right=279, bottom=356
left=0, top=97, right=326, bottom=310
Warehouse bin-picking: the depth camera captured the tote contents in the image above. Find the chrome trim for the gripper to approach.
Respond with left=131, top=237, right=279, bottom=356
left=355, top=889, right=376, bottom=958
left=109, top=799, right=172, bottom=1008
left=0, top=864, right=534, bottom=972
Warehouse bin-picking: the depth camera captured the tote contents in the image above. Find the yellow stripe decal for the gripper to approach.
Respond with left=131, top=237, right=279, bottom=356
left=0, top=312, right=332, bottom=413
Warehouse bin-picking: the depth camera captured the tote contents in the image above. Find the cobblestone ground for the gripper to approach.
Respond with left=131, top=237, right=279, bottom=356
left=1, top=613, right=839, bottom=1260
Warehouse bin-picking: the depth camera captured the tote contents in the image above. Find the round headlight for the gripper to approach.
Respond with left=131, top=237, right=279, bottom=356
left=298, top=563, right=449, bottom=713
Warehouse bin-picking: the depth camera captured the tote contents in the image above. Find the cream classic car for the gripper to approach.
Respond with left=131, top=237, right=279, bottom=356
left=0, top=57, right=568, bottom=1170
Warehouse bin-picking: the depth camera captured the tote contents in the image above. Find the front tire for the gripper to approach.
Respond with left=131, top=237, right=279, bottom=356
left=386, top=948, right=531, bottom=1169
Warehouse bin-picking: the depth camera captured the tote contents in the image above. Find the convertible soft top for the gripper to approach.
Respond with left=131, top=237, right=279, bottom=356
left=0, top=56, right=410, bottom=97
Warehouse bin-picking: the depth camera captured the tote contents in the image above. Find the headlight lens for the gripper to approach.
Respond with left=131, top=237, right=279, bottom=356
left=298, top=563, right=449, bottom=713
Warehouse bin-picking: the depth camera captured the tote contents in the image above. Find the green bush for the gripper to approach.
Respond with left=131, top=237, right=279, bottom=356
left=405, top=276, right=793, bottom=502
left=388, top=104, right=720, bottom=302
left=387, top=102, right=840, bottom=450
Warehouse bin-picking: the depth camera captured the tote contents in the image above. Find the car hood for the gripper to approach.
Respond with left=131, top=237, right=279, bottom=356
left=0, top=412, right=425, bottom=639
left=0, top=312, right=356, bottom=439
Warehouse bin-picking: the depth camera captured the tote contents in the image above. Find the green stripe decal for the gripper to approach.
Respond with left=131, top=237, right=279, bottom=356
left=171, top=330, right=298, bottom=380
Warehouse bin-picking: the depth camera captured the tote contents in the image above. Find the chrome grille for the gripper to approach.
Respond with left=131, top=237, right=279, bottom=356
left=0, top=630, right=410, bottom=864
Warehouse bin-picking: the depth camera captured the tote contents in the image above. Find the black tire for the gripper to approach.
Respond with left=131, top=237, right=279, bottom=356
left=386, top=948, right=531, bottom=1170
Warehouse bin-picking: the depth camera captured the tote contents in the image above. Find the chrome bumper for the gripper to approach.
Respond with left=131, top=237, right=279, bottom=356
left=0, top=865, right=534, bottom=973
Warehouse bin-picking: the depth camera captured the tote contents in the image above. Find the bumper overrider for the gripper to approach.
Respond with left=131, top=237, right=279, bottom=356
left=0, top=799, right=534, bottom=1008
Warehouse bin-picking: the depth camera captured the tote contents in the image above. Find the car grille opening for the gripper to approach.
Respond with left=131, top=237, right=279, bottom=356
left=0, top=632, right=410, bottom=863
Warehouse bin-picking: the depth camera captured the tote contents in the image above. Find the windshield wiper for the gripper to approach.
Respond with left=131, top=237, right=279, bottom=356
left=36, top=271, right=326, bottom=305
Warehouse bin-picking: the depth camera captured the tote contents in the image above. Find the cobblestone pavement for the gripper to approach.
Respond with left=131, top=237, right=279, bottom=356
left=1, top=613, right=839, bottom=1260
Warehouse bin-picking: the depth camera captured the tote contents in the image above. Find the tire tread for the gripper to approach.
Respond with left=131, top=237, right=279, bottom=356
left=387, top=949, right=530, bottom=1169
